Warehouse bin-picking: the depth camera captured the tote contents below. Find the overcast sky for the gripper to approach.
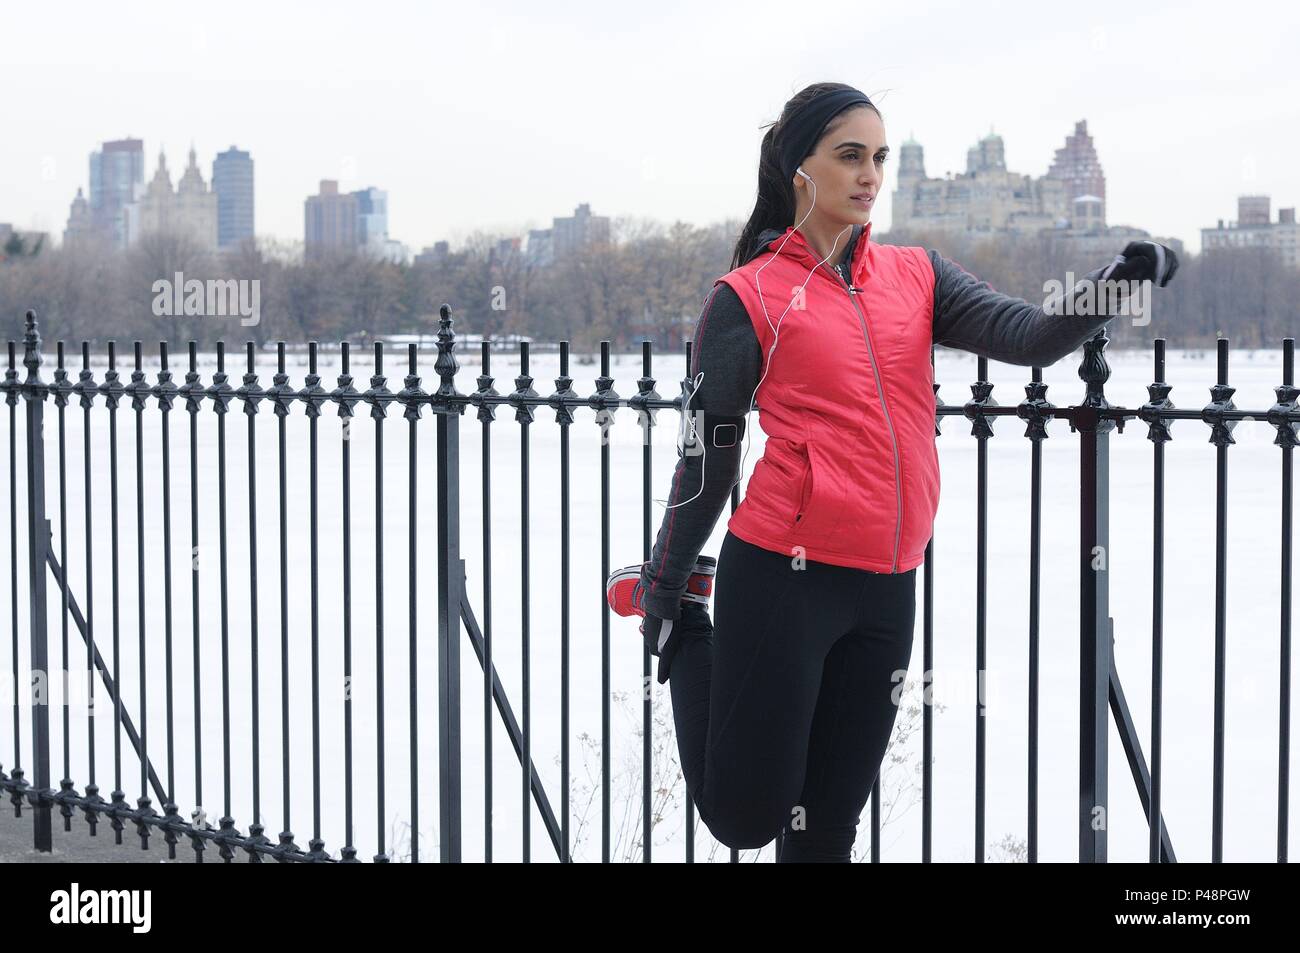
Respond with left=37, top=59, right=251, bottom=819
left=3, top=0, right=1296, bottom=253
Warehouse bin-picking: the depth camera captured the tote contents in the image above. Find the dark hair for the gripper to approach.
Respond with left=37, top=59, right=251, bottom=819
left=730, top=83, right=882, bottom=271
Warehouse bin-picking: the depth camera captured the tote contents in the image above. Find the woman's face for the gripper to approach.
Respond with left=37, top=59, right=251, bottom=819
left=792, top=106, right=889, bottom=227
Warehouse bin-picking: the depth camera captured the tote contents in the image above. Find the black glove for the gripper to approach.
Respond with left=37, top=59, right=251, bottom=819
left=642, top=607, right=714, bottom=684
left=640, top=614, right=677, bottom=685
left=1100, top=240, right=1179, bottom=288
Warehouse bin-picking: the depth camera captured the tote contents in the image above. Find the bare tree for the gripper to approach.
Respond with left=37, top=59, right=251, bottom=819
left=5, top=220, right=1295, bottom=351
left=123, top=229, right=216, bottom=344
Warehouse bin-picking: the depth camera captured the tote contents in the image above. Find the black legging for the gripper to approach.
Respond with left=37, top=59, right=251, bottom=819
left=669, top=530, right=917, bottom=862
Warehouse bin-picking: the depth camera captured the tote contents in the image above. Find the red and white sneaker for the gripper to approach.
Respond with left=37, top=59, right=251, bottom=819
left=605, top=556, right=716, bottom=620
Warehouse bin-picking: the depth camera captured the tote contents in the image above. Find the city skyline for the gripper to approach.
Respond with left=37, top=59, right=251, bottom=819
left=43, top=124, right=1281, bottom=264
left=62, top=139, right=239, bottom=254
left=4, top=0, right=1297, bottom=255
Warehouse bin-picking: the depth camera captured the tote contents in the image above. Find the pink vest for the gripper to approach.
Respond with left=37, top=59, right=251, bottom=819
left=717, top=222, right=940, bottom=573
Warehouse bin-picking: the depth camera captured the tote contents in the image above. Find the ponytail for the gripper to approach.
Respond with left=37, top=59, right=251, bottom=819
left=730, top=124, right=794, bottom=271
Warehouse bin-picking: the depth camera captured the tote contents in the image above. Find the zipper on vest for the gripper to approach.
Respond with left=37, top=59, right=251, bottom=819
left=822, top=262, right=903, bottom=573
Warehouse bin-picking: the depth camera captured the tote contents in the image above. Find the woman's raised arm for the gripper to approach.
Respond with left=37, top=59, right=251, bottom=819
left=927, top=245, right=1173, bottom=367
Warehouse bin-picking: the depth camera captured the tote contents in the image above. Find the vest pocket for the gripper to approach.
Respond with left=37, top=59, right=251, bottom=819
left=792, top=441, right=842, bottom=537
left=793, top=446, right=813, bottom=527
left=792, top=442, right=821, bottom=532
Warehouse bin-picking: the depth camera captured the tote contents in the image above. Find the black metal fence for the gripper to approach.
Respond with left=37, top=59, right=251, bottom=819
left=1, top=306, right=1297, bottom=862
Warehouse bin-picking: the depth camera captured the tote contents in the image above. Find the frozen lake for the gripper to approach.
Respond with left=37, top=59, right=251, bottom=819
left=1, top=341, right=1295, bottom=862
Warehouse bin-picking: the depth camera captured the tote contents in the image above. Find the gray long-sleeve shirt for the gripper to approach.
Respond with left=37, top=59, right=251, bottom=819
left=638, top=226, right=1128, bottom=620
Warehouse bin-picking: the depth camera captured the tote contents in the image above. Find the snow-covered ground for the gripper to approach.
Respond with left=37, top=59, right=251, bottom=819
left=1, top=342, right=1295, bottom=862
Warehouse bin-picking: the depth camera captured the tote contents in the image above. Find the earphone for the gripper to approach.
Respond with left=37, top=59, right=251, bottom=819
left=654, top=164, right=853, bottom=509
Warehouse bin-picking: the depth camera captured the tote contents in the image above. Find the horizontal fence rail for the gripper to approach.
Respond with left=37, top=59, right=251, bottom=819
left=1, top=306, right=1298, bottom=862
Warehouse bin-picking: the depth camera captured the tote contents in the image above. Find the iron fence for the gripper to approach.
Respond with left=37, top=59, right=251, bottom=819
left=1, top=307, right=1297, bottom=862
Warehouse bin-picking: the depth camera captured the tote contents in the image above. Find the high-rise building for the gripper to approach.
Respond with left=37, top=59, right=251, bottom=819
left=305, top=180, right=359, bottom=260
left=886, top=121, right=1181, bottom=259
left=1236, top=195, right=1271, bottom=226
left=62, top=188, right=95, bottom=249
left=966, top=131, right=1006, bottom=174
left=354, top=187, right=409, bottom=262
left=1202, top=196, right=1300, bottom=268
left=888, top=122, right=1119, bottom=236
left=890, top=137, right=927, bottom=224
left=1045, top=120, right=1107, bottom=226
left=128, top=148, right=219, bottom=251
left=354, top=186, right=388, bottom=250
left=304, top=181, right=407, bottom=262
left=525, top=228, right=553, bottom=267
left=890, top=130, right=1068, bottom=234
left=175, top=147, right=218, bottom=248
left=131, top=150, right=174, bottom=242
left=1070, top=194, right=1105, bottom=232
left=212, top=147, right=255, bottom=249
left=552, top=203, right=610, bottom=257
left=525, top=203, right=611, bottom=266
left=88, top=138, right=145, bottom=248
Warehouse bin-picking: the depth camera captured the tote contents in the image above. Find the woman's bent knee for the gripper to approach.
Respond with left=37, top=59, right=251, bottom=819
left=697, top=801, right=786, bottom=852
left=707, top=817, right=779, bottom=852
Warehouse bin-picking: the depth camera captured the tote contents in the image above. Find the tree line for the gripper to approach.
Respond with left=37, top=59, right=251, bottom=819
left=2, top=218, right=1295, bottom=353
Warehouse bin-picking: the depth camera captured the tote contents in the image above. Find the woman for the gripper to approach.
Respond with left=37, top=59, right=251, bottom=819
left=606, top=82, right=1178, bottom=862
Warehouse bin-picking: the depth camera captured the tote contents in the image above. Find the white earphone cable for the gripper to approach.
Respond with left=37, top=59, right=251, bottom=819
left=735, top=170, right=851, bottom=492
left=655, top=166, right=853, bottom=509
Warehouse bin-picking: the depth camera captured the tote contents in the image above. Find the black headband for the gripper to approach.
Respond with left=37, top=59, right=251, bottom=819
left=775, top=87, right=874, bottom=184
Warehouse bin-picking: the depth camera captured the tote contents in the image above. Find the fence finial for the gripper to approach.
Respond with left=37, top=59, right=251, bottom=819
left=434, top=303, right=462, bottom=397
left=23, top=309, right=43, bottom=381
left=1078, top=328, right=1116, bottom=433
